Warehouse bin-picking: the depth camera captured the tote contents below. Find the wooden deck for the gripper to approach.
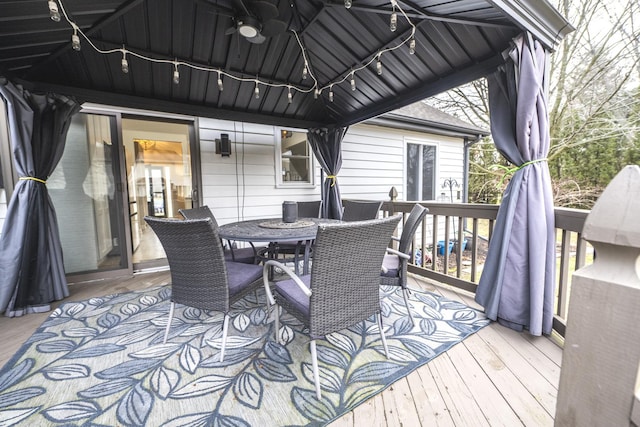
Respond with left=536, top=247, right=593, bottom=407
left=0, top=271, right=563, bottom=426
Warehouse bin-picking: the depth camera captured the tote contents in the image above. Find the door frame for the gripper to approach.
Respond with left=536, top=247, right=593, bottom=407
left=65, top=105, right=201, bottom=281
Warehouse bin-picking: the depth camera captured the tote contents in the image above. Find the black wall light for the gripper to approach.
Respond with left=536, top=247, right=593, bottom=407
left=216, top=133, right=232, bottom=157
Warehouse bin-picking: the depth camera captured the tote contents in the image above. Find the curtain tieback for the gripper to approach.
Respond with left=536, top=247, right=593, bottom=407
left=492, top=158, right=547, bottom=186
left=19, top=176, right=47, bottom=185
left=326, top=175, right=337, bottom=187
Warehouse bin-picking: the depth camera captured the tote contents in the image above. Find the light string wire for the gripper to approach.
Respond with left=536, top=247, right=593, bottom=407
left=54, top=0, right=417, bottom=101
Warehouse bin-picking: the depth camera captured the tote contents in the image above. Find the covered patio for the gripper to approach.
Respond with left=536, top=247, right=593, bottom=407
left=4, top=1, right=636, bottom=426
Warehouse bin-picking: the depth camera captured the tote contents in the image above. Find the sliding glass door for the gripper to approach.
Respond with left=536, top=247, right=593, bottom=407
left=49, top=113, right=131, bottom=278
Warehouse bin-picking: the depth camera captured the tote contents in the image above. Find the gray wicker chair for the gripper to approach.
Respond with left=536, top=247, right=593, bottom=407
left=341, top=199, right=383, bottom=221
left=262, top=214, right=402, bottom=399
left=144, top=216, right=263, bottom=362
left=381, top=204, right=428, bottom=325
left=179, top=206, right=258, bottom=264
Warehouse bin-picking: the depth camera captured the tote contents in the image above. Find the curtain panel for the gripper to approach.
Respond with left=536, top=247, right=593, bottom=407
left=0, top=79, right=80, bottom=317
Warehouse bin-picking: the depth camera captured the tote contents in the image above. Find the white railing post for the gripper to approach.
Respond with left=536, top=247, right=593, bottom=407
left=556, top=165, right=640, bottom=426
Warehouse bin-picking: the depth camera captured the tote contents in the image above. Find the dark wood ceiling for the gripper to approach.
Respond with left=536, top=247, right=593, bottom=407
left=0, top=0, right=572, bottom=128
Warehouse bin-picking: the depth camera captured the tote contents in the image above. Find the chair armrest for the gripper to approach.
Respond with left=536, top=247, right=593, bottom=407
left=262, top=260, right=312, bottom=306
left=386, top=247, right=410, bottom=260
left=390, top=236, right=401, bottom=242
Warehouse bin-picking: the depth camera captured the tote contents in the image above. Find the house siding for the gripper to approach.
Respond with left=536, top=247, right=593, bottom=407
left=196, top=119, right=465, bottom=226
left=343, top=124, right=465, bottom=202
left=198, top=118, right=322, bottom=225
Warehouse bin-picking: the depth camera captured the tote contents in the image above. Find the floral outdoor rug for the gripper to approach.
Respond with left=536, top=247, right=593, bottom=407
left=0, top=284, right=489, bottom=426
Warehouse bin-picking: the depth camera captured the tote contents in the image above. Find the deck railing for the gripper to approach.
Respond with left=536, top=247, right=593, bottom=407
left=381, top=201, right=591, bottom=338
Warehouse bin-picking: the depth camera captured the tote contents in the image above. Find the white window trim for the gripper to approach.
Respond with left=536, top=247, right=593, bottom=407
left=404, top=137, right=439, bottom=201
left=274, top=127, right=315, bottom=188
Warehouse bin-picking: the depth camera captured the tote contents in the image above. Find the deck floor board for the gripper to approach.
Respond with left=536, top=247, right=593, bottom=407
left=0, top=271, right=563, bottom=426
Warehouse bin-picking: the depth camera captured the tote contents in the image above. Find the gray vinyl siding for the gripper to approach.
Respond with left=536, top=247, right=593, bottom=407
left=197, top=118, right=321, bottom=225
left=196, top=119, right=465, bottom=227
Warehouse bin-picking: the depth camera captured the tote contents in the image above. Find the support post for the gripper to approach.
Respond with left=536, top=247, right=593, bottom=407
left=556, top=166, right=640, bottom=426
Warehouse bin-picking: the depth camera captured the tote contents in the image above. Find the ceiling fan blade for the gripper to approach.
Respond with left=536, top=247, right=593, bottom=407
left=251, top=0, right=278, bottom=21
left=225, top=25, right=238, bottom=35
left=246, top=33, right=266, bottom=44
left=260, top=19, right=287, bottom=37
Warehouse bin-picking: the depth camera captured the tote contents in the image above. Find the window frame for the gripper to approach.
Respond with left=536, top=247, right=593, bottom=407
left=405, top=139, right=438, bottom=201
left=274, top=127, right=315, bottom=188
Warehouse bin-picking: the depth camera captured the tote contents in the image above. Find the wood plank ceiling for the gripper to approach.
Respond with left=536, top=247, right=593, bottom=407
left=0, top=0, right=571, bottom=128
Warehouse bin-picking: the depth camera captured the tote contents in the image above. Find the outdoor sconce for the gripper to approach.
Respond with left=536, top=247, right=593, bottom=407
left=216, top=133, right=232, bottom=157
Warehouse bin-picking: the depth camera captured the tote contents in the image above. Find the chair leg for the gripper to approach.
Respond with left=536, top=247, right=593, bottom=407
left=274, top=305, right=281, bottom=344
left=310, top=340, right=321, bottom=399
left=163, top=302, right=175, bottom=344
left=376, top=313, right=390, bottom=359
left=402, top=287, right=415, bottom=326
left=220, top=314, right=230, bottom=362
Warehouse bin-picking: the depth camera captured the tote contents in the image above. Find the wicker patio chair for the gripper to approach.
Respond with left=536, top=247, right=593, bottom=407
left=144, top=216, right=263, bottom=362
left=381, top=204, right=429, bottom=325
left=179, top=206, right=258, bottom=264
left=341, top=199, right=383, bottom=221
left=262, top=214, right=402, bottom=399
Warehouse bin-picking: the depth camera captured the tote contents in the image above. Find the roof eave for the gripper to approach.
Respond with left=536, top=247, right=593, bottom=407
left=367, top=114, right=490, bottom=139
left=487, top=0, right=575, bottom=51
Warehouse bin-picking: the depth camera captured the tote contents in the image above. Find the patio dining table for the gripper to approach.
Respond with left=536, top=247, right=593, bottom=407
left=218, top=217, right=341, bottom=275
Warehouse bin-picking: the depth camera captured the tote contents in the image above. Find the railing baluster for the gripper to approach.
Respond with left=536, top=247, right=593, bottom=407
left=382, top=200, right=590, bottom=338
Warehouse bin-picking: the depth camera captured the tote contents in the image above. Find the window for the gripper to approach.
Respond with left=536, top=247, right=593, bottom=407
left=276, top=129, right=313, bottom=186
left=406, top=142, right=437, bottom=201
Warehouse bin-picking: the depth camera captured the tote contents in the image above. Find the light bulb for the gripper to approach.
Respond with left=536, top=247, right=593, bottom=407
left=344, top=0, right=352, bottom=9
left=329, top=85, right=334, bottom=102
left=302, top=64, right=308, bottom=80
left=173, top=69, right=180, bottom=85
left=287, top=87, right=292, bottom=103
left=314, top=88, right=320, bottom=99
left=217, top=72, right=223, bottom=91
left=121, top=57, right=129, bottom=74
left=376, top=57, right=382, bottom=75
left=350, top=73, right=356, bottom=91
left=409, top=38, right=416, bottom=55
left=48, top=1, right=61, bottom=22
left=254, top=82, right=260, bottom=99
left=390, top=12, right=397, bottom=32
left=71, top=33, right=80, bottom=51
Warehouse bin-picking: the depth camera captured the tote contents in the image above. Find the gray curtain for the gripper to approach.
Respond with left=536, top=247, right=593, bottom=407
left=474, top=33, right=556, bottom=336
left=307, top=127, right=348, bottom=219
left=0, top=79, right=80, bottom=317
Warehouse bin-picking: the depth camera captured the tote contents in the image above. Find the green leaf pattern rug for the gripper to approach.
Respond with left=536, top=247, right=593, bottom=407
left=0, top=285, right=488, bottom=426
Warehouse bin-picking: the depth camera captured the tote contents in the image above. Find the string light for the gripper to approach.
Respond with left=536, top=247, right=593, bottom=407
left=172, top=61, right=180, bottom=84
left=48, top=0, right=61, bottom=22
left=390, top=0, right=398, bottom=32
left=287, top=86, right=292, bottom=103
left=49, top=0, right=417, bottom=104
left=120, top=49, right=129, bottom=74
left=217, top=70, right=224, bottom=91
left=71, top=24, right=80, bottom=51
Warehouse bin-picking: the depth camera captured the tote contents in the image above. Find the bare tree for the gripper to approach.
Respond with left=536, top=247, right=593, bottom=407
left=426, top=0, right=640, bottom=208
